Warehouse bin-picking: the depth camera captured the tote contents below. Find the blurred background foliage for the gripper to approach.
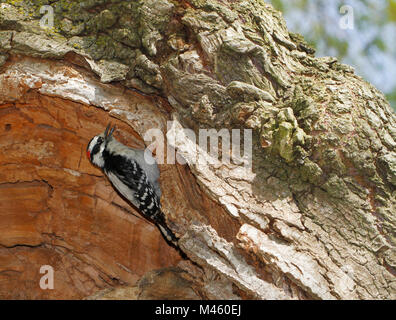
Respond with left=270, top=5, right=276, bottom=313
left=269, top=0, right=396, bottom=112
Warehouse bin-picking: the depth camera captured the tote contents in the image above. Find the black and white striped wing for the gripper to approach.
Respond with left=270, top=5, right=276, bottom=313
left=103, top=153, right=160, bottom=219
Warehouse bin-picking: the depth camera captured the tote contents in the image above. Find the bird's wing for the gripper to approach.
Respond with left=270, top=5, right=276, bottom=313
left=105, top=154, right=142, bottom=190
left=133, top=149, right=162, bottom=198
left=105, top=154, right=161, bottom=218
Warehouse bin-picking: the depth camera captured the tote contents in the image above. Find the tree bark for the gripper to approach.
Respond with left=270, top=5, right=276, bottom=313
left=0, top=0, right=395, bottom=299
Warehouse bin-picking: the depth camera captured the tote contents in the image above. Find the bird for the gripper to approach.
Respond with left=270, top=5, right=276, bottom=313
left=86, top=123, right=178, bottom=246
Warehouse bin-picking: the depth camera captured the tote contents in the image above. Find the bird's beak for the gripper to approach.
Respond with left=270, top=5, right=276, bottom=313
left=104, top=123, right=116, bottom=141
left=104, top=123, right=111, bottom=138
left=87, top=150, right=91, bottom=160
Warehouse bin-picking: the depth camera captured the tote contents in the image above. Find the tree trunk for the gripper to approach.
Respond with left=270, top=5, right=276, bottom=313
left=0, top=0, right=395, bottom=299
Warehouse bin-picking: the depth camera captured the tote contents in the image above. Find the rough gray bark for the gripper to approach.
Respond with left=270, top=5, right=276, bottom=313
left=0, top=0, right=395, bottom=299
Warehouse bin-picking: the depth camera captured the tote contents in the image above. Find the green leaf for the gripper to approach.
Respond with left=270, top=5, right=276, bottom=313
left=387, top=0, right=396, bottom=21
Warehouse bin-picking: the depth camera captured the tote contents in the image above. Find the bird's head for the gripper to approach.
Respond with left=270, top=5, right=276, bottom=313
left=86, top=123, right=116, bottom=168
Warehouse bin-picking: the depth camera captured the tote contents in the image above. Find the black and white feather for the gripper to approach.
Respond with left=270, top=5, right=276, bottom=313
left=87, top=124, right=177, bottom=245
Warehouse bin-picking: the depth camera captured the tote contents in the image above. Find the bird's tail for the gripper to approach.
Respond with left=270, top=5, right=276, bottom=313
left=150, top=209, right=179, bottom=248
left=158, top=223, right=178, bottom=247
left=156, top=212, right=188, bottom=259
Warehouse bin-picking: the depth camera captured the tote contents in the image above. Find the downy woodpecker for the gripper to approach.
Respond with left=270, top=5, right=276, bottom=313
left=87, top=124, right=178, bottom=245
